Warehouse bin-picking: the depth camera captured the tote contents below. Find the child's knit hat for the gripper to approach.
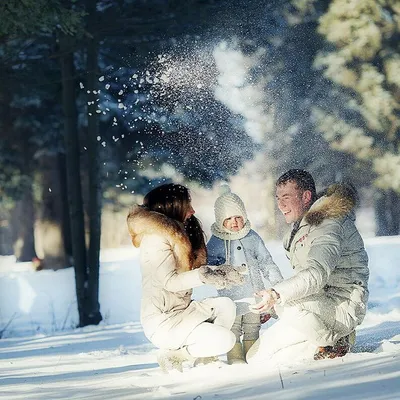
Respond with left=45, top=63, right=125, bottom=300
left=214, top=184, right=248, bottom=229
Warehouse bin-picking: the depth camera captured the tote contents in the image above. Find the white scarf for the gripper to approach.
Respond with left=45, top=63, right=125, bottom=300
left=211, top=221, right=251, bottom=264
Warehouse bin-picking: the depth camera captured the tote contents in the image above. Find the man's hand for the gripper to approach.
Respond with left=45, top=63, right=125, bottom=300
left=249, top=289, right=280, bottom=314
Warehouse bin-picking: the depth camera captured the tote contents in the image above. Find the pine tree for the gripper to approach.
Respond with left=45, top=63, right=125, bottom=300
left=313, top=0, right=400, bottom=234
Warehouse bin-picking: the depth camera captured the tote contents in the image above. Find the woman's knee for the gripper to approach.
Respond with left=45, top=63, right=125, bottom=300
left=220, top=330, right=236, bottom=353
left=208, top=296, right=236, bottom=311
left=203, top=296, right=236, bottom=328
left=218, top=296, right=236, bottom=317
left=186, top=324, right=236, bottom=357
left=211, top=327, right=236, bottom=353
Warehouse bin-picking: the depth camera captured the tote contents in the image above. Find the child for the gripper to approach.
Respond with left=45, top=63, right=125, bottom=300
left=207, top=185, right=283, bottom=364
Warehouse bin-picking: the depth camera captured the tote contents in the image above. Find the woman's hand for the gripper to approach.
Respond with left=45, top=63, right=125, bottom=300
left=249, top=289, right=280, bottom=314
left=199, top=264, right=247, bottom=289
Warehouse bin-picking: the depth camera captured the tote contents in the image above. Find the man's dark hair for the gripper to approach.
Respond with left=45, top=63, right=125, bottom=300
left=276, top=169, right=318, bottom=204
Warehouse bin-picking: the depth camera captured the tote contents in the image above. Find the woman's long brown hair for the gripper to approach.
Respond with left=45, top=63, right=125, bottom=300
left=143, top=184, right=206, bottom=255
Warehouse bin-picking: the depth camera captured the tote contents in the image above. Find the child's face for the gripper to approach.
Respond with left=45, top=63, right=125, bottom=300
left=223, top=216, right=245, bottom=232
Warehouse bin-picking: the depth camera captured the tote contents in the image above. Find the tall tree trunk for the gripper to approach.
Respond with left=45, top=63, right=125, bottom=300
left=85, top=16, right=102, bottom=324
left=58, top=152, right=73, bottom=266
left=37, top=154, right=68, bottom=269
left=0, top=209, right=13, bottom=256
left=375, top=189, right=400, bottom=236
left=0, top=102, right=16, bottom=256
left=11, top=178, right=37, bottom=262
left=60, top=34, right=88, bottom=326
left=12, top=138, right=37, bottom=262
left=263, top=173, right=279, bottom=239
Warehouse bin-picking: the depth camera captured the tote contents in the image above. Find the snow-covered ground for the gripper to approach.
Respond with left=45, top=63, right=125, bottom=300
left=1, top=236, right=400, bottom=399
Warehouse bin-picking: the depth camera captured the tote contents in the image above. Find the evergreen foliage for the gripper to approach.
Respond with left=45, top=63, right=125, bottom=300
left=0, top=0, right=84, bottom=38
left=1, top=0, right=400, bottom=325
left=313, top=0, right=400, bottom=192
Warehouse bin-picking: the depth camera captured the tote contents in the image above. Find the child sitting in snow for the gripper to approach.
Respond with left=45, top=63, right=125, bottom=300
left=207, top=185, right=283, bottom=364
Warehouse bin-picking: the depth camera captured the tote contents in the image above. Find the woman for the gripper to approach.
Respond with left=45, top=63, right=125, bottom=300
left=127, top=183, right=245, bottom=372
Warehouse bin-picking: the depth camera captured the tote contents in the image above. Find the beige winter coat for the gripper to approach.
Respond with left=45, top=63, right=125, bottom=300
left=273, top=184, right=369, bottom=344
left=127, top=206, right=215, bottom=350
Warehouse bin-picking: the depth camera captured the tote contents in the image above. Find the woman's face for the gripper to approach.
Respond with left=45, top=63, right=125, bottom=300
left=184, top=203, right=195, bottom=222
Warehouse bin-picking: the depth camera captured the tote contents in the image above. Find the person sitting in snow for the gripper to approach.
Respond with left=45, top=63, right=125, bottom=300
left=207, top=185, right=283, bottom=364
left=247, top=169, right=369, bottom=363
left=127, top=183, right=246, bottom=373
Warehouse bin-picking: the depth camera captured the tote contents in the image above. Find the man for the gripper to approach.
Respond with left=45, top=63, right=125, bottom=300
left=247, top=169, right=369, bottom=363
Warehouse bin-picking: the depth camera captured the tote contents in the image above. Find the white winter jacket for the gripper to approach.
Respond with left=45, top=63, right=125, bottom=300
left=273, top=184, right=369, bottom=342
left=207, top=230, right=283, bottom=315
left=127, top=206, right=215, bottom=350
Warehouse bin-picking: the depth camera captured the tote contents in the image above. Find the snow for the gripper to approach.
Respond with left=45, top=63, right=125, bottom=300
left=1, top=237, right=400, bottom=399
left=214, top=42, right=270, bottom=144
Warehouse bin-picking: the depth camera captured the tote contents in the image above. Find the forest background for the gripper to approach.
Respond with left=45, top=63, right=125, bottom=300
left=1, top=0, right=399, bottom=329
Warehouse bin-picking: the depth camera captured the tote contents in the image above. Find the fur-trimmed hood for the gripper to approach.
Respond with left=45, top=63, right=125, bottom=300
left=305, top=183, right=357, bottom=226
left=127, top=205, right=206, bottom=272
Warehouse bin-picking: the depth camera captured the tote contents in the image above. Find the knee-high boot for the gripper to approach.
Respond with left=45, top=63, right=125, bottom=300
left=243, top=339, right=257, bottom=361
left=227, top=342, right=246, bottom=365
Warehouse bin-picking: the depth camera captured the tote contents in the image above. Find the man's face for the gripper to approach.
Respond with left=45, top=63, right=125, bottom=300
left=276, top=181, right=311, bottom=224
